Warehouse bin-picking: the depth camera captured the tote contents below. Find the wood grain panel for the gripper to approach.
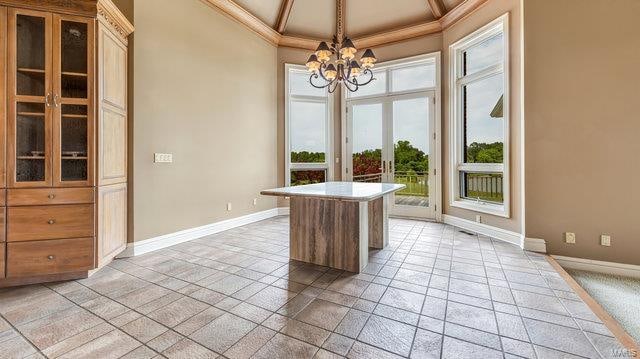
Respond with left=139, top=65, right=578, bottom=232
left=6, top=237, right=94, bottom=277
left=0, top=270, right=87, bottom=288
left=8, top=204, right=94, bottom=242
left=7, top=187, right=94, bottom=206
left=0, top=208, right=5, bottom=243
left=0, top=189, right=5, bottom=206
left=97, top=183, right=126, bottom=267
left=99, top=108, right=126, bottom=184
left=0, top=244, right=4, bottom=278
left=290, top=197, right=363, bottom=272
left=368, top=197, right=384, bottom=249
left=0, top=7, right=6, bottom=189
left=101, top=28, right=126, bottom=110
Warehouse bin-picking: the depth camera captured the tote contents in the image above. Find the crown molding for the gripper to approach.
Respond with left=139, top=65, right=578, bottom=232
left=426, top=0, right=445, bottom=19
left=0, top=0, right=97, bottom=17
left=353, top=20, right=442, bottom=49
left=200, top=0, right=281, bottom=45
left=276, top=0, right=295, bottom=33
left=279, top=35, right=320, bottom=50
left=97, top=0, right=134, bottom=41
left=440, top=0, right=490, bottom=29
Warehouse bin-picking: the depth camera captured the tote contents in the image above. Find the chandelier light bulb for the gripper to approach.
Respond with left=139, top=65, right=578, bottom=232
left=360, top=48, right=377, bottom=68
left=324, top=64, right=337, bottom=80
left=349, top=60, right=361, bottom=78
left=315, top=42, right=332, bottom=63
left=339, top=38, right=357, bottom=60
left=306, top=54, right=321, bottom=72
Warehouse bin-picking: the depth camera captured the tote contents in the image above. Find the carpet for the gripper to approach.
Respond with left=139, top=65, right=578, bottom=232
left=567, top=269, right=640, bottom=344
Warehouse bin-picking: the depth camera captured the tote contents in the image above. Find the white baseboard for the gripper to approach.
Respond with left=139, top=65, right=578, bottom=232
left=552, top=255, right=640, bottom=279
left=523, top=237, right=547, bottom=253
left=118, top=207, right=289, bottom=258
left=443, top=214, right=523, bottom=247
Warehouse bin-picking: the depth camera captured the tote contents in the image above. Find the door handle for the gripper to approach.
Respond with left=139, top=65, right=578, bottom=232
left=45, top=93, right=52, bottom=107
left=53, top=94, right=60, bottom=108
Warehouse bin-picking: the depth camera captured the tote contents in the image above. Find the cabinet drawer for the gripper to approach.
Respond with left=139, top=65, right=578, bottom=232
left=8, top=204, right=94, bottom=242
left=6, top=238, right=94, bottom=277
left=7, top=188, right=94, bottom=206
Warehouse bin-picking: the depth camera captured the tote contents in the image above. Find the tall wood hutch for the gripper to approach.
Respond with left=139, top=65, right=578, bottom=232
left=0, top=0, right=132, bottom=287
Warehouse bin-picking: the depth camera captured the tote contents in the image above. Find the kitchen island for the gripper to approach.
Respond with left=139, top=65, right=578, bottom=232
left=261, top=182, right=405, bottom=272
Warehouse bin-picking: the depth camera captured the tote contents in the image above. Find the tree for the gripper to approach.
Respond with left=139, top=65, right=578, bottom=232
left=466, top=142, right=503, bottom=163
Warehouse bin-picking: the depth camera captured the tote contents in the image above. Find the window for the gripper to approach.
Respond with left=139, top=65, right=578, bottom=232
left=286, top=65, right=333, bottom=186
left=450, top=14, right=509, bottom=217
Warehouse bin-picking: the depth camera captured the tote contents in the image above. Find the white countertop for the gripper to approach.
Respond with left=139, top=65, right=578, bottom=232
left=261, top=181, right=406, bottom=201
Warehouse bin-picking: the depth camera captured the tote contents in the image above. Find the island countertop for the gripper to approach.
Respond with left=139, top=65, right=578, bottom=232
left=260, top=181, right=406, bottom=201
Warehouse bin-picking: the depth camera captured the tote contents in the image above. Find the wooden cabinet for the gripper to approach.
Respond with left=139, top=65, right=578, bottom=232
left=0, top=0, right=132, bottom=285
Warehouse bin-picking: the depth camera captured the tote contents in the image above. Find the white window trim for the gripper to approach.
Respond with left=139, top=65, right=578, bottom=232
left=449, top=13, right=510, bottom=218
left=285, top=64, right=334, bottom=186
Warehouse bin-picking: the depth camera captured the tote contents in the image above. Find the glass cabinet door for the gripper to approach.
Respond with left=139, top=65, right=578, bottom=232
left=53, top=15, right=93, bottom=186
left=8, top=9, right=52, bottom=187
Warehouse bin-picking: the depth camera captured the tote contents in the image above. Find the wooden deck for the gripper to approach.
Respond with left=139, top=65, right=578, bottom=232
left=395, top=194, right=429, bottom=207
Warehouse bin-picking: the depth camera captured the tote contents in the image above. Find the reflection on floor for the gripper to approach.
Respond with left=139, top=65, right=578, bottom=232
left=0, top=216, right=626, bottom=358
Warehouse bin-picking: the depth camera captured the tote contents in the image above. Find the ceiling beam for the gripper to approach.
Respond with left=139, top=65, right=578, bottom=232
left=426, top=0, right=445, bottom=19
left=200, top=0, right=281, bottom=45
left=440, top=0, right=490, bottom=29
left=353, top=20, right=442, bottom=49
left=276, top=0, right=295, bottom=33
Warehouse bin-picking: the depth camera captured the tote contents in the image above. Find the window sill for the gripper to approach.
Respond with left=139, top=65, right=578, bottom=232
left=450, top=198, right=509, bottom=218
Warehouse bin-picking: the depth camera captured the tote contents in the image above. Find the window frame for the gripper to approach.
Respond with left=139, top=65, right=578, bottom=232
left=285, top=64, right=334, bottom=186
left=449, top=14, right=510, bottom=217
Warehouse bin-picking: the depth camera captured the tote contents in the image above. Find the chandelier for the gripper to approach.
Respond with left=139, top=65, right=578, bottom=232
left=305, top=1, right=377, bottom=93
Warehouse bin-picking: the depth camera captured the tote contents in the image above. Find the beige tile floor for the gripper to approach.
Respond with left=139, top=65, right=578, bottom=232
left=0, top=216, right=626, bottom=358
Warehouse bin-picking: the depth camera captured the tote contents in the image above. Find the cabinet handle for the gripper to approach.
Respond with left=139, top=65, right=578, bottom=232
left=48, top=194, right=56, bottom=199
left=45, top=93, right=52, bottom=107
left=48, top=219, right=56, bottom=225
left=53, top=94, right=60, bottom=108
left=47, top=255, right=55, bottom=260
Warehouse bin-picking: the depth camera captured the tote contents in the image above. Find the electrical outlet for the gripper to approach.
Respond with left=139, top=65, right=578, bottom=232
left=253, top=198, right=257, bottom=206
left=600, top=234, right=611, bottom=247
left=475, top=215, right=482, bottom=223
left=154, top=153, right=173, bottom=163
left=226, top=202, right=232, bottom=211
left=565, top=232, right=576, bottom=244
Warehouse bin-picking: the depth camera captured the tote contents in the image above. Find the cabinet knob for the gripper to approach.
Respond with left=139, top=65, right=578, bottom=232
left=48, top=219, right=56, bottom=225
left=47, top=255, right=55, bottom=260
left=48, top=194, right=56, bottom=199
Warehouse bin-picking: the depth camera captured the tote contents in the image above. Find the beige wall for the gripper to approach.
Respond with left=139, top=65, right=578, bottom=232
left=442, top=0, right=523, bottom=233
left=130, top=0, right=278, bottom=241
left=524, top=0, right=640, bottom=265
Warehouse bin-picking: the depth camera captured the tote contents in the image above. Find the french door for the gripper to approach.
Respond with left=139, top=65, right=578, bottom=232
left=345, top=91, right=439, bottom=219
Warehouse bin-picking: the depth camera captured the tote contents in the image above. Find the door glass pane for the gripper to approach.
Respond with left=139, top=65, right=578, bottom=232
left=61, top=104, right=88, bottom=181
left=463, top=73, right=504, bottom=164
left=61, top=21, right=88, bottom=98
left=393, top=98, right=430, bottom=207
left=17, top=15, right=46, bottom=96
left=291, top=169, right=326, bottom=186
left=290, top=101, right=326, bottom=163
left=391, top=63, right=436, bottom=92
left=461, top=172, right=504, bottom=203
left=16, top=102, right=46, bottom=182
left=349, top=70, right=386, bottom=98
left=352, top=103, right=383, bottom=183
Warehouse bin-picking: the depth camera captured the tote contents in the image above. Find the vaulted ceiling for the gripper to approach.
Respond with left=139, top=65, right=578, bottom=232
left=201, top=0, right=489, bottom=49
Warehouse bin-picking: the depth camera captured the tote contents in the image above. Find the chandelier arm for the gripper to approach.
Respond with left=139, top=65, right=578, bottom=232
left=343, top=78, right=358, bottom=93
left=309, top=73, right=333, bottom=89
left=355, top=69, right=375, bottom=86
left=328, top=81, right=340, bottom=94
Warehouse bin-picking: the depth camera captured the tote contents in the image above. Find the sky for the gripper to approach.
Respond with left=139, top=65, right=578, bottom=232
left=289, top=32, right=504, bottom=154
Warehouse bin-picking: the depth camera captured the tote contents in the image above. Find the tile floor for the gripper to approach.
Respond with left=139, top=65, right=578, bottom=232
left=0, top=216, right=627, bottom=358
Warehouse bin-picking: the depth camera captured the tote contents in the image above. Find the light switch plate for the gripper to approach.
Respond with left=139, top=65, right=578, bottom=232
left=565, top=232, right=576, bottom=244
left=600, top=235, right=611, bottom=246
left=154, top=153, right=173, bottom=163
